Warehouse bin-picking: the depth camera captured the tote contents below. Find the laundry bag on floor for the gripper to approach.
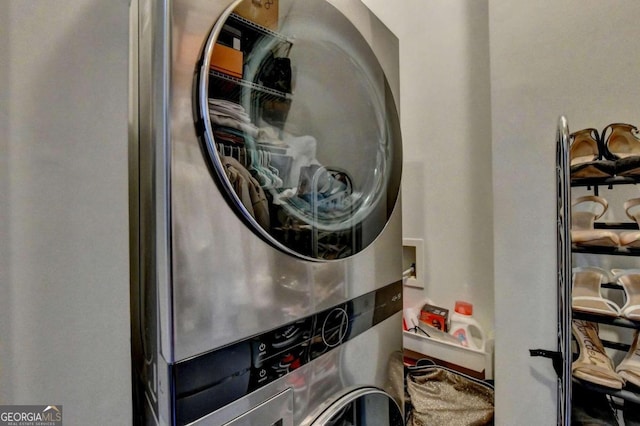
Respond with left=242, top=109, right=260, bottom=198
left=406, top=360, right=494, bottom=426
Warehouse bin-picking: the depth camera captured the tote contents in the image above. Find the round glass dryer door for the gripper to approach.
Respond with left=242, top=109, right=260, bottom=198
left=310, top=387, right=403, bottom=426
left=197, top=0, right=401, bottom=261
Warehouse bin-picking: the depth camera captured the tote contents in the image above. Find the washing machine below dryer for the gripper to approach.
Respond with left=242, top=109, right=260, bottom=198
left=304, top=387, right=403, bottom=426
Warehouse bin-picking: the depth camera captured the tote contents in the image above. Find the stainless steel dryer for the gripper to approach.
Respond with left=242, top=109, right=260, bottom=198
left=129, top=0, right=403, bottom=424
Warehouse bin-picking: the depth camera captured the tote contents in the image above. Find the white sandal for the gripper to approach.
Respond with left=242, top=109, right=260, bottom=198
left=571, top=196, right=620, bottom=248
left=613, top=269, right=640, bottom=320
left=572, top=267, right=621, bottom=317
left=620, top=198, right=640, bottom=249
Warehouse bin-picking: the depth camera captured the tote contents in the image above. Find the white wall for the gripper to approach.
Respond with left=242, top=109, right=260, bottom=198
left=7, top=1, right=640, bottom=424
left=361, top=0, right=495, bottom=344
left=368, top=0, right=640, bottom=424
left=1, top=1, right=494, bottom=423
left=490, top=0, right=640, bottom=424
left=0, top=1, right=131, bottom=425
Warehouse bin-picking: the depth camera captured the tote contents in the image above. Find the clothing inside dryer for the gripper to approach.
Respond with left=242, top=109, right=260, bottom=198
left=202, top=0, right=401, bottom=260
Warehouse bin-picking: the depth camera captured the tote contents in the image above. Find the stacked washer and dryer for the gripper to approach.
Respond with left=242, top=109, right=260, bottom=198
left=129, top=0, right=404, bottom=424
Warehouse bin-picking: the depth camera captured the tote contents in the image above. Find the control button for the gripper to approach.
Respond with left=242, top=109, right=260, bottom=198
left=321, top=308, right=349, bottom=347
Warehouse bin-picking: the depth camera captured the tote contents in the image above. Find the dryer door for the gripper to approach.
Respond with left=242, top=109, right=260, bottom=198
left=196, top=0, right=402, bottom=261
left=309, top=387, right=403, bottom=426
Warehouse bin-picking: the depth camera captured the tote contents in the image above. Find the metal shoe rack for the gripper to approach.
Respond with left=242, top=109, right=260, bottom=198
left=557, top=115, right=573, bottom=426
left=556, top=115, right=640, bottom=424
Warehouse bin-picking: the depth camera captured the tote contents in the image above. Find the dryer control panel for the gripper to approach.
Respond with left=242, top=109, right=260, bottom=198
left=172, top=280, right=402, bottom=425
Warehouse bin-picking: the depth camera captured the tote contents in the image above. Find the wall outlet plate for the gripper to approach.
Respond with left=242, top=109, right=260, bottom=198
left=403, top=238, right=424, bottom=289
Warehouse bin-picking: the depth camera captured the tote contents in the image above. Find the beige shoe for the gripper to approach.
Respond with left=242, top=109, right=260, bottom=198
left=572, top=320, right=625, bottom=389
left=616, top=330, right=640, bottom=388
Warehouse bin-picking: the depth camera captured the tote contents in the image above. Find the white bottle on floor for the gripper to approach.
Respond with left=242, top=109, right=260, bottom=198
left=449, top=301, right=486, bottom=351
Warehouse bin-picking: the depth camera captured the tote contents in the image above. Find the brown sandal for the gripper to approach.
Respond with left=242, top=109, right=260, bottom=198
left=603, top=123, right=640, bottom=176
left=570, top=128, right=615, bottom=178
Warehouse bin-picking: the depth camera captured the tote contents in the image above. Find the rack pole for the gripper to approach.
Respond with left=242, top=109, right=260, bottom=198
left=556, top=115, right=572, bottom=425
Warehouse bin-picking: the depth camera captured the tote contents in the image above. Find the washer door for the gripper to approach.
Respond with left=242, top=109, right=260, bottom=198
left=196, top=0, right=401, bottom=261
left=310, top=387, right=403, bottom=426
